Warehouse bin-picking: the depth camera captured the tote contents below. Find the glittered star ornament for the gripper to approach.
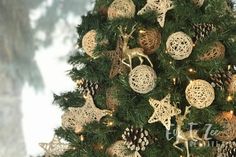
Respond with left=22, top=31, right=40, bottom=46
left=137, top=0, right=174, bottom=27
left=61, top=93, right=111, bottom=133
left=148, top=94, right=181, bottom=130
left=39, top=135, right=73, bottom=157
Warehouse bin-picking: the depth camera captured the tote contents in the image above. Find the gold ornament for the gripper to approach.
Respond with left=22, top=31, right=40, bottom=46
left=107, top=140, right=141, bottom=157
left=192, top=0, right=204, bottom=7
left=215, top=112, right=236, bottom=141
left=173, top=106, right=205, bottom=157
left=129, top=65, right=157, bottom=94
left=39, top=135, right=73, bottom=156
left=118, top=25, right=153, bottom=70
left=166, top=32, right=194, bottom=60
left=107, top=37, right=128, bottom=79
left=108, top=0, right=136, bottom=20
left=61, top=93, right=111, bottom=133
left=137, top=0, right=174, bottom=27
left=138, top=28, right=162, bottom=54
left=185, top=80, right=215, bottom=109
left=148, top=94, right=181, bottom=130
left=199, top=42, right=225, bottom=61
left=106, top=85, right=120, bottom=111
left=228, top=74, right=236, bottom=94
left=82, top=30, right=97, bottom=57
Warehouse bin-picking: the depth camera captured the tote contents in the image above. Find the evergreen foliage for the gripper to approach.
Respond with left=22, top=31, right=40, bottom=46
left=52, top=0, right=236, bottom=156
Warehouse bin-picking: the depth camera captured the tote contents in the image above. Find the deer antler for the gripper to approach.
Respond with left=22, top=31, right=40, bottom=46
left=183, top=106, right=191, bottom=118
left=128, top=24, right=137, bottom=37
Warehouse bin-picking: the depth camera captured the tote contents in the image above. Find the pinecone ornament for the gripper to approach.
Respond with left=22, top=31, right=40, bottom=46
left=210, top=69, right=233, bottom=90
left=122, top=126, right=150, bottom=151
left=77, top=79, right=99, bottom=95
left=216, top=141, right=236, bottom=157
left=193, top=23, right=215, bottom=42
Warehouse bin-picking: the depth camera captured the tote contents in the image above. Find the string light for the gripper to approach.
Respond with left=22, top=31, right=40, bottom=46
left=169, top=61, right=173, bottom=65
left=188, top=68, right=196, bottom=74
left=172, top=78, right=177, bottom=85
left=80, top=135, right=85, bottom=142
left=230, top=110, right=234, bottom=115
left=227, top=95, right=233, bottom=102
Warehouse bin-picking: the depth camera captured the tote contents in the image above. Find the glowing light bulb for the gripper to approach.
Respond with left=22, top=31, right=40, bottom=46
left=80, top=135, right=85, bottom=142
left=230, top=110, right=234, bottom=115
left=227, top=95, right=233, bottom=102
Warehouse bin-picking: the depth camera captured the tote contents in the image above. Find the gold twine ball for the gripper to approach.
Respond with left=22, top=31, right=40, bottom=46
left=199, top=42, right=225, bottom=61
left=228, top=74, right=236, bottom=94
left=106, top=86, right=120, bottom=111
left=166, top=32, right=194, bottom=60
left=138, top=28, right=161, bottom=55
left=185, top=79, right=215, bottom=109
left=215, top=112, right=236, bottom=141
left=192, top=0, right=204, bottom=7
left=82, top=30, right=97, bottom=57
left=107, top=0, right=136, bottom=20
left=129, top=65, right=157, bottom=94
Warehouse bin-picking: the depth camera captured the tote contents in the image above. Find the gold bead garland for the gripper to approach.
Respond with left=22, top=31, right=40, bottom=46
left=185, top=79, right=215, bottom=109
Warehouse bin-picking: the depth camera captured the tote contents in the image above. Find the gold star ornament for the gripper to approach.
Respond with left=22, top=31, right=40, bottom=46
left=62, top=93, right=111, bottom=133
left=39, top=135, right=74, bottom=156
left=137, top=0, right=174, bottom=27
left=148, top=94, right=181, bottom=130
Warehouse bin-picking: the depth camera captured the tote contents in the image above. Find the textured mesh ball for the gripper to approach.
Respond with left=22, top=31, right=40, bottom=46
left=107, top=0, right=135, bottom=20
left=138, top=28, right=161, bottom=54
left=129, top=65, right=157, bottom=94
left=215, top=112, right=236, bottom=141
left=166, top=32, right=193, bottom=60
left=185, top=79, right=215, bottom=109
left=199, top=42, right=225, bottom=61
left=82, top=30, right=97, bottom=57
left=192, top=0, right=204, bottom=7
left=228, top=74, right=236, bottom=94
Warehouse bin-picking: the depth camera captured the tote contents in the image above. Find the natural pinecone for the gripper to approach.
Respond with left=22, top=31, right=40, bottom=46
left=210, top=69, right=233, bottom=90
left=193, top=23, right=215, bottom=42
left=122, top=126, right=150, bottom=151
left=210, top=65, right=236, bottom=89
left=216, top=141, right=236, bottom=157
left=77, top=79, right=99, bottom=95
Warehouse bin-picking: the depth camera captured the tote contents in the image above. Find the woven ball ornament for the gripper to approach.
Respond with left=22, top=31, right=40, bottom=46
left=192, top=0, right=204, bottom=7
left=199, top=42, right=225, bottom=61
left=214, top=112, right=236, bottom=141
left=129, top=65, right=157, bottom=94
left=166, top=32, right=194, bottom=60
left=138, top=28, right=161, bottom=54
left=228, top=74, right=236, bottom=94
left=107, top=0, right=136, bottom=20
left=185, top=79, right=215, bottom=109
left=82, top=30, right=97, bottom=57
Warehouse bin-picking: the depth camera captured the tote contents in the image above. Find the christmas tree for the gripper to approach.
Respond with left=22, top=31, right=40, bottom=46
left=40, top=0, right=236, bottom=157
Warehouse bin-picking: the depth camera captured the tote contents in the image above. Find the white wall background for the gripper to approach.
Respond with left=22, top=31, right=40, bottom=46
left=21, top=1, right=93, bottom=156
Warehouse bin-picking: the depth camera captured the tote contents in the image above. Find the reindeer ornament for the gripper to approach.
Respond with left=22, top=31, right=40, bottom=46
left=173, top=106, right=206, bottom=157
left=118, top=25, right=153, bottom=70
